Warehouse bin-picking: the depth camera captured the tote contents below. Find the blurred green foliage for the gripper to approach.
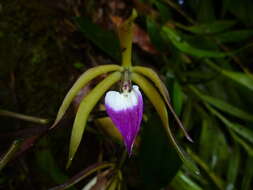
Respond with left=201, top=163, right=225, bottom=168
left=1, top=0, right=253, bottom=189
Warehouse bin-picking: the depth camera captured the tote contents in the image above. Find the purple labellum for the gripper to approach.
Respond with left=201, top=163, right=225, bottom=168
left=105, top=85, right=143, bottom=154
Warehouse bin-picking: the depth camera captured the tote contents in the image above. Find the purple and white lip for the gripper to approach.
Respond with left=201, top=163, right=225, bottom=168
left=105, top=85, right=143, bottom=155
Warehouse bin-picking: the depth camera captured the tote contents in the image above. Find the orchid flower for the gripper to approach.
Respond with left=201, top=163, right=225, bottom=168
left=105, top=80, right=143, bottom=154
left=52, top=10, right=198, bottom=173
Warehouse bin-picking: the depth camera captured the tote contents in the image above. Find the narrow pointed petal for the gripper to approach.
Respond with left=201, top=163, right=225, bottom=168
left=105, top=85, right=143, bottom=154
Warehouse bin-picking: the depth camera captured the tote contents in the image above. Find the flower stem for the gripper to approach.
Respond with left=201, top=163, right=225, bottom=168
left=0, top=109, right=49, bottom=125
left=118, top=10, right=137, bottom=68
left=0, top=140, right=22, bottom=171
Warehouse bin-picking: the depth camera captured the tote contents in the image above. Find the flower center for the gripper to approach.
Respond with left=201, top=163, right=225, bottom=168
left=122, top=69, right=131, bottom=94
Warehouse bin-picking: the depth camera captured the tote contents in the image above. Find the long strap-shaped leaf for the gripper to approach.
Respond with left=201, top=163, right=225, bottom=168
left=162, top=26, right=229, bottom=58
left=67, top=71, right=122, bottom=168
left=131, top=73, right=199, bottom=174
left=190, top=86, right=253, bottom=122
left=52, top=65, right=121, bottom=128
left=132, top=66, right=192, bottom=142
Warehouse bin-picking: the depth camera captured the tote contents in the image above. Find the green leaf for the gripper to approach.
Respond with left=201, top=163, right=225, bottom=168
left=189, top=150, right=225, bottom=190
left=205, top=104, right=253, bottom=145
left=132, top=73, right=199, bottom=175
left=154, top=1, right=172, bottom=23
left=199, top=118, right=214, bottom=161
left=172, top=80, right=184, bottom=115
left=67, top=71, right=121, bottom=168
left=162, top=26, right=229, bottom=58
left=118, top=9, right=137, bottom=68
left=197, top=106, right=230, bottom=176
left=241, top=156, right=253, bottom=190
left=206, top=60, right=253, bottom=91
left=222, top=70, right=253, bottom=91
left=139, top=114, right=182, bottom=190
left=199, top=118, right=229, bottom=170
left=75, top=17, right=121, bottom=60
left=146, top=18, right=168, bottom=51
left=52, top=65, right=121, bottom=128
left=215, top=30, right=253, bottom=43
left=185, top=20, right=237, bottom=34
left=226, top=145, right=240, bottom=190
left=197, top=91, right=253, bottom=122
left=181, top=100, right=193, bottom=130
left=35, top=138, right=73, bottom=188
left=230, top=131, right=253, bottom=156
left=171, top=171, right=203, bottom=190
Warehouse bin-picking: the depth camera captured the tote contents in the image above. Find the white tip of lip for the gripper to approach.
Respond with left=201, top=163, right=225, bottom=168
left=105, top=85, right=141, bottom=111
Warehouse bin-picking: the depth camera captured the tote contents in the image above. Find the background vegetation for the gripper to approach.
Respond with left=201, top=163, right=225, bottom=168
left=1, top=0, right=253, bottom=189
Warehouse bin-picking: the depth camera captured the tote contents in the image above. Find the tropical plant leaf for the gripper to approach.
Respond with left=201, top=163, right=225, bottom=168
left=146, top=17, right=168, bottom=51
left=154, top=1, right=172, bottom=23
left=241, top=156, right=253, bottom=190
left=172, top=80, right=184, bottom=115
left=162, top=26, right=230, bottom=58
left=215, top=30, right=253, bottom=43
left=226, top=144, right=240, bottom=190
left=52, top=65, right=121, bottom=128
left=192, top=87, right=253, bottom=122
left=131, top=72, right=199, bottom=174
left=170, top=171, right=203, bottom=190
left=230, top=131, right=253, bottom=156
left=222, top=70, right=253, bottom=91
left=67, top=71, right=121, bottom=168
left=189, top=150, right=225, bottom=190
left=205, top=104, right=253, bottom=145
left=35, top=138, right=73, bottom=189
left=199, top=117, right=229, bottom=169
left=183, top=20, right=236, bottom=34
left=180, top=101, right=194, bottom=140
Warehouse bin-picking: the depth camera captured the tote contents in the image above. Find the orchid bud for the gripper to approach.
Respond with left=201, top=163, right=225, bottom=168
left=105, top=85, right=143, bottom=154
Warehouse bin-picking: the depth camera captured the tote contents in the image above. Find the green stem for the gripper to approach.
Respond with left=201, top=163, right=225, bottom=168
left=121, top=39, right=133, bottom=68
left=119, top=10, right=137, bottom=68
left=50, top=163, right=114, bottom=190
left=0, top=140, right=22, bottom=171
left=0, top=109, right=49, bottom=125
